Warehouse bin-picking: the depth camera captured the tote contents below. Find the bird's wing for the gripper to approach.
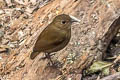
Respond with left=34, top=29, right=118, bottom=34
left=33, top=26, right=66, bottom=52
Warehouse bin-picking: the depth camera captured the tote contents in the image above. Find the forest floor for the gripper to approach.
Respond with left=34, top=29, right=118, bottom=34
left=0, top=0, right=119, bottom=80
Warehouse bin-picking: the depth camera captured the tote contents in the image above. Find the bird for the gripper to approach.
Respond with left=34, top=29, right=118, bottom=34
left=30, top=14, right=80, bottom=60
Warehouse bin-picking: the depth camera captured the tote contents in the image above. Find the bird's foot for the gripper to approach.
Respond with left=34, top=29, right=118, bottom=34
left=49, top=60, right=63, bottom=68
left=41, top=53, right=62, bottom=67
left=40, top=53, right=54, bottom=65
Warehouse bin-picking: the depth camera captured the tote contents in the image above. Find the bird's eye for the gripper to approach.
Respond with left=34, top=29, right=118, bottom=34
left=61, top=20, right=66, bottom=24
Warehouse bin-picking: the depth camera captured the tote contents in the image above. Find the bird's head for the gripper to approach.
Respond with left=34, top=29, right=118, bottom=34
left=52, top=14, right=80, bottom=30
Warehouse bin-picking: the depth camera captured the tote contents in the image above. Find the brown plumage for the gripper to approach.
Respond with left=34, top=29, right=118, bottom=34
left=30, top=14, right=80, bottom=59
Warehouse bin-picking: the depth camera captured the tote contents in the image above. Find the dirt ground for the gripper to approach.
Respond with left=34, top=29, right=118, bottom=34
left=0, top=0, right=119, bottom=80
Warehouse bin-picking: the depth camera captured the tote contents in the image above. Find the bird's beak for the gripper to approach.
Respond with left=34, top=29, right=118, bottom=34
left=70, top=15, right=80, bottom=23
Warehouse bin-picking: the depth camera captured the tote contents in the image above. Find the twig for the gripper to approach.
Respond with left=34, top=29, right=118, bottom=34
left=99, top=72, right=120, bottom=80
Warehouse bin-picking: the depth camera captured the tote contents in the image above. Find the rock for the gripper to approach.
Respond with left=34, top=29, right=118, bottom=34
left=0, top=9, right=5, bottom=15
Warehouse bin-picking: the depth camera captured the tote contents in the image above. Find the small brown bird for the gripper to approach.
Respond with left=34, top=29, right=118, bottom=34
left=30, top=14, right=80, bottom=60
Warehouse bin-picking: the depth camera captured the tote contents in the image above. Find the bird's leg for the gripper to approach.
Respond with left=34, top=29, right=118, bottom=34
left=41, top=53, right=54, bottom=65
left=45, top=53, right=62, bottom=68
left=45, top=53, right=54, bottom=65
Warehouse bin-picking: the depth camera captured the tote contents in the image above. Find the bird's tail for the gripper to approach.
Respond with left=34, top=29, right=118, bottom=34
left=30, top=51, right=39, bottom=60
